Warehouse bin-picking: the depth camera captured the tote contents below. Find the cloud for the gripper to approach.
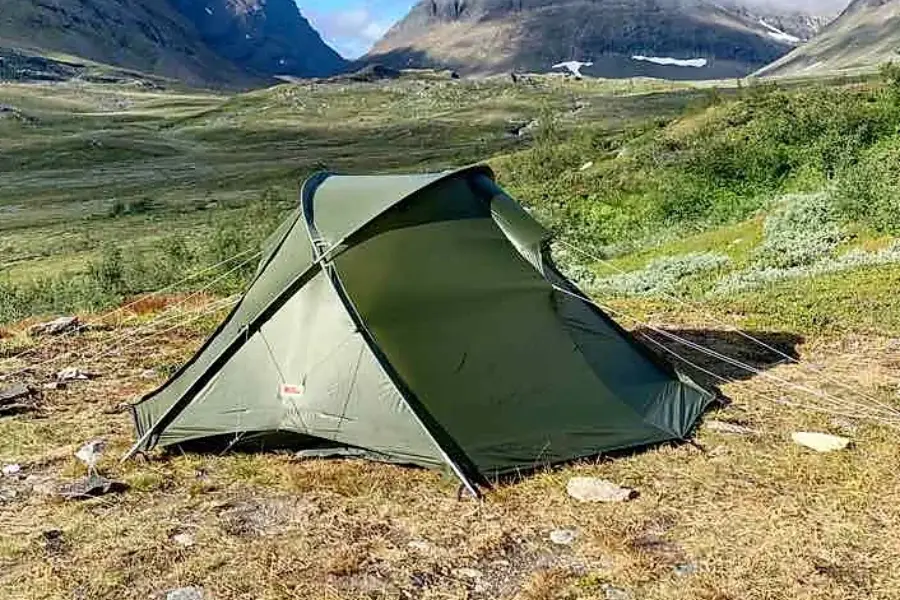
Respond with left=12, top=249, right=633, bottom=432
left=303, top=5, right=393, bottom=59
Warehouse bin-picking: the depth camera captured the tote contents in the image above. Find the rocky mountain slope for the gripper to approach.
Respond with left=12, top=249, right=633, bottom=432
left=757, top=0, right=900, bottom=77
left=0, top=0, right=345, bottom=87
left=367, top=0, right=838, bottom=80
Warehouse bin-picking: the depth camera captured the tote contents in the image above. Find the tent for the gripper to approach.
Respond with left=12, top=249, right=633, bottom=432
left=129, top=165, right=713, bottom=493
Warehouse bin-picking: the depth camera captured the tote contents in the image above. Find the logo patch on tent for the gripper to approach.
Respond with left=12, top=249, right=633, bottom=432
left=280, top=383, right=304, bottom=399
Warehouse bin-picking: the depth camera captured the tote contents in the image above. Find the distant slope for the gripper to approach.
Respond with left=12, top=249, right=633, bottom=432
left=366, top=0, right=836, bottom=80
left=757, top=0, right=900, bottom=77
left=167, top=0, right=346, bottom=79
left=0, top=0, right=346, bottom=87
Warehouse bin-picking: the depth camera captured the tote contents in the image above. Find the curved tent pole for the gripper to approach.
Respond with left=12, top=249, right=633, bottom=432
left=300, top=172, right=488, bottom=499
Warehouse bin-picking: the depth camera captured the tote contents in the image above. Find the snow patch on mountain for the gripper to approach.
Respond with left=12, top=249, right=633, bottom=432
left=759, top=19, right=802, bottom=44
left=631, top=55, right=708, bottom=68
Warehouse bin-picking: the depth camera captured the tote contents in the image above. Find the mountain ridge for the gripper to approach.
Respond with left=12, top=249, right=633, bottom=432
left=756, top=0, right=900, bottom=77
left=367, top=0, right=838, bottom=80
left=0, top=0, right=346, bottom=87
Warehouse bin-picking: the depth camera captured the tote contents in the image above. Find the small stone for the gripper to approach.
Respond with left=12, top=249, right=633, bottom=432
left=580, top=161, right=594, bottom=171
left=453, top=568, right=483, bottom=580
left=792, top=432, right=851, bottom=453
left=0, top=384, right=34, bottom=405
left=705, top=420, right=756, bottom=435
left=2, top=464, right=21, bottom=477
left=407, top=540, right=431, bottom=553
left=172, top=533, right=195, bottom=547
left=549, top=528, right=578, bottom=545
left=58, top=474, right=127, bottom=500
left=141, top=369, right=158, bottom=380
left=602, top=584, right=633, bottom=600
left=25, top=475, right=57, bottom=496
left=166, top=588, right=204, bottom=600
left=674, top=563, right=698, bottom=577
left=41, top=529, right=64, bottom=554
left=56, top=367, right=97, bottom=382
left=29, top=316, right=79, bottom=336
left=43, top=381, right=67, bottom=391
left=566, top=477, right=635, bottom=503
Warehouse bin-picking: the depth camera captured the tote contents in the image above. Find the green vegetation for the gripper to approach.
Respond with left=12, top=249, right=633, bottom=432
left=3, top=71, right=900, bottom=338
left=495, top=78, right=900, bottom=252
left=0, top=75, right=706, bottom=326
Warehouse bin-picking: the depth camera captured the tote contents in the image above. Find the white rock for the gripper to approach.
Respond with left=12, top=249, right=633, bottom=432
left=166, top=588, right=204, bottom=600
left=566, top=477, right=635, bottom=503
left=549, top=528, right=578, bottom=545
left=792, top=432, right=850, bottom=453
left=172, top=533, right=195, bottom=547
left=141, top=369, right=158, bottom=380
left=580, top=161, right=594, bottom=171
left=56, top=367, right=97, bottom=382
left=706, top=420, right=756, bottom=435
left=453, top=567, right=483, bottom=579
left=2, top=464, right=21, bottom=477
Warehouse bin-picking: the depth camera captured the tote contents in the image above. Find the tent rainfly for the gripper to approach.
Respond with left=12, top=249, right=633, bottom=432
left=129, top=166, right=713, bottom=494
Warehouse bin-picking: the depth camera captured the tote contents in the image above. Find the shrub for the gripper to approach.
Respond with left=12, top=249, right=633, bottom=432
left=593, top=252, right=730, bottom=297
left=713, top=241, right=900, bottom=296
left=754, top=192, right=845, bottom=268
left=835, top=137, right=900, bottom=234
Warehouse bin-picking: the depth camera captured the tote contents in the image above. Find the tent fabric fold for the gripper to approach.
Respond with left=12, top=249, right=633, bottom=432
left=130, top=165, right=714, bottom=488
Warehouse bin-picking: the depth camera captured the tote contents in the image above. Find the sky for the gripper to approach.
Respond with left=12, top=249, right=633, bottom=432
left=299, top=1, right=416, bottom=59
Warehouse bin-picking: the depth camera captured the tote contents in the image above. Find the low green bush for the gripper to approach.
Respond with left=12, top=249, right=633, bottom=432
left=593, top=252, right=731, bottom=297
left=836, top=136, right=900, bottom=234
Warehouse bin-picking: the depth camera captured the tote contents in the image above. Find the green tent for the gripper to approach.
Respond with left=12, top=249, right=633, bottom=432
left=129, top=166, right=713, bottom=493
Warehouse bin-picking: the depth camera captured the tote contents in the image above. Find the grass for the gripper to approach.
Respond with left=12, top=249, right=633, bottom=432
left=3, top=68, right=900, bottom=599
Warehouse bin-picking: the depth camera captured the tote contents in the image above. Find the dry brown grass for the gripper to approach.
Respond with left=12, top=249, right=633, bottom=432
left=2, top=300, right=900, bottom=599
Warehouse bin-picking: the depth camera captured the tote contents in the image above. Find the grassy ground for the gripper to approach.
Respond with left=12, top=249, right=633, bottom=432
left=2, top=71, right=900, bottom=599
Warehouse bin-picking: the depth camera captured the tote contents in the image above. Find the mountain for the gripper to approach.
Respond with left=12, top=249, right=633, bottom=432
left=757, top=0, right=900, bottom=77
left=366, top=0, right=838, bottom=80
left=167, top=0, right=346, bottom=79
left=0, top=0, right=345, bottom=87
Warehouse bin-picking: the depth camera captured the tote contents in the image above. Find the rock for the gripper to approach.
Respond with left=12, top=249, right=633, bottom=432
left=141, top=369, right=158, bottom=380
left=792, top=431, right=851, bottom=453
left=166, top=588, right=204, bottom=600
left=549, top=528, right=578, bottom=545
left=29, top=316, right=79, bottom=336
left=43, top=381, right=67, bottom=391
left=0, top=384, right=35, bottom=405
left=25, top=475, right=58, bottom=496
left=58, top=474, right=127, bottom=500
left=580, top=161, right=594, bottom=171
left=674, top=563, right=699, bottom=577
left=56, top=367, right=97, bottom=382
left=705, top=420, right=756, bottom=435
left=172, top=533, right=195, bottom=547
left=453, top=567, right=483, bottom=580
left=2, top=464, right=21, bottom=477
left=566, top=477, right=636, bottom=503
left=41, top=529, right=64, bottom=554
left=407, top=540, right=432, bottom=553
left=602, top=584, right=633, bottom=600
left=0, top=384, right=38, bottom=415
